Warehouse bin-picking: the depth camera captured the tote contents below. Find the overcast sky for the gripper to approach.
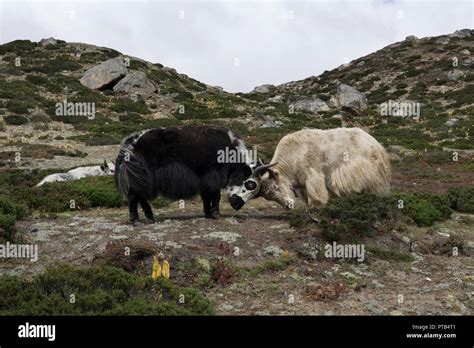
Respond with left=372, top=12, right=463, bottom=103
left=0, top=0, right=473, bottom=92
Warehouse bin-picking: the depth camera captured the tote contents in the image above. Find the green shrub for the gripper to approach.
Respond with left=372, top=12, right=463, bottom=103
left=318, top=193, right=398, bottom=242
left=4, top=115, right=28, bottom=125
left=67, top=176, right=123, bottom=208
left=449, top=186, right=474, bottom=213
left=393, top=192, right=452, bottom=226
left=0, top=264, right=214, bottom=315
left=111, top=97, right=149, bottom=114
left=0, top=40, right=37, bottom=55
left=0, top=196, right=24, bottom=241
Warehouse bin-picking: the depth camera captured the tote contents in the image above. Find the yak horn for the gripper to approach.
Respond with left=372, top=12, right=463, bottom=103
left=254, top=162, right=278, bottom=177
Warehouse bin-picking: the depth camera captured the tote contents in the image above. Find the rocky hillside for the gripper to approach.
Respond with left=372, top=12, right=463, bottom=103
left=0, top=29, right=472, bottom=167
left=0, top=31, right=473, bottom=316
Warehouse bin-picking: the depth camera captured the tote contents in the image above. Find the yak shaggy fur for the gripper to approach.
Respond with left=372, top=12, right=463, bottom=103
left=260, top=127, right=391, bottom=209
left=115, top=125, right=254, bottom=223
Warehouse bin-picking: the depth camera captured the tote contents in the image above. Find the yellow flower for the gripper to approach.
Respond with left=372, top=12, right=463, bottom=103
left=152, top=256, right=161, bottom=280
left=162, top=259, right=170, bottom=279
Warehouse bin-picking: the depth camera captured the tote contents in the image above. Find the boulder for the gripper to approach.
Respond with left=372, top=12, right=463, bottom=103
left=80, top=57, right=128, bottom=90
left=335, top=84, right=368, bottom=115
left=435, top=37, right=450, bottom=45
left=268, top=95, right=283, bottom=103
left=252, top=84, right=275, bottom=93
left=259, top=115, right=283, bottom=128
left=462, top=57, right=474, bottom=68
left=405, top=35, right=419, bottom=42
left=39, top=37, right=57, bottom=46
left=445, top=118, right=459, bottom=127
left=447, top=69, right=464, bottom=81
left=449, top=29, right=472, bottom=38
left=291, top=97, right=329, bottom=113
left=113, top=71, right=157, bottom=97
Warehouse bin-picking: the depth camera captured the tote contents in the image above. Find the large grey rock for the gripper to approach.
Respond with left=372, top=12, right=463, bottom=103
left=462, top=57, right=474, bottom=68
left=39, top=37, right=57, bottom=46
left=113, top=71, right=157, bottom=97
left=80, top=57, right=127, bottom=90
left=405, top=35, right=419, bottom=42
left=448, top=29, right=472, bottom=38
left=252, top=84, right=275, bottom=93
left=260, top=115, right=283, bottom=128
left=435, top=37, right=450, bottom=45
left=291, top=97, right=329, bottom=113
left=447, top=69, right=464, bottom=81
left=268, top=95, right=283, bottom=103
left=335, top=84, right=368, bottom=115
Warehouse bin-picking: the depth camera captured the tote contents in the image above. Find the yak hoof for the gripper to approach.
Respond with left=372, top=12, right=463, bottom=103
left=205, top=211, right=220, bottom=219
left=145, top=217, right=155, bottom=224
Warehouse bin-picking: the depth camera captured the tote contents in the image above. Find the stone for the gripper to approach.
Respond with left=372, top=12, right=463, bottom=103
left=204, top=231, right=241, bottom=243
left=405, top=35, right=419, bottom=42
left=252, top=84, right=275, bottom=93
left=260, top=115, right=283, bottom=128
left=447, top=69, right=464, bottom=81
left=39, top=37, right=57, bottom=46
left=291, top=98, right=329, bottom=113
left=459, top=49, right=470, bottom=55
left=335, top=84, right=368, bottom=115
left=462, top=57, right=474, bottom=68
left=80, top=57, right=128, bottom=90
left=268, top=95, right=283, bottom=103
left=435, top=37, right=450, bottom=45
left=448, top=29, right=472, bottom=38
left=113, top=71, right=157, bottom=97
left=445, top=118, right=459, bottom=127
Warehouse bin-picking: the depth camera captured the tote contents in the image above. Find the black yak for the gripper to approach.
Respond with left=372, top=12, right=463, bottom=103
left=115, top=125, right=255, bottom=224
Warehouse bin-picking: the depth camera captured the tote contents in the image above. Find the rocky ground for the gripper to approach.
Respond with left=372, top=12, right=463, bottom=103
left=1, top=196, right=472, bottom=315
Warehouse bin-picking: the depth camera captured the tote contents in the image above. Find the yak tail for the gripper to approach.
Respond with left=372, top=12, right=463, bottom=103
left=115, top=146, right=155, bottom=200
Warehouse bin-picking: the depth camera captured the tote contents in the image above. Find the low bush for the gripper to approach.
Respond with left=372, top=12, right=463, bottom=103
left=0, top=196, right=27, bottom=241
left=393, top=192, right=452, bottom=227
left=0, top=264, right=214, bottom=315
left=318, top=193, right=398, bottom=242
left=449, top=186, right=474, bottom=213
left=4, top=115, right=28, bottom=125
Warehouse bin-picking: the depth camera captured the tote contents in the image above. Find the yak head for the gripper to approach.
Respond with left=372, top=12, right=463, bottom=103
left=100, top=160, right=115, bottom=175
left=227, top=160, right=295, bottom=210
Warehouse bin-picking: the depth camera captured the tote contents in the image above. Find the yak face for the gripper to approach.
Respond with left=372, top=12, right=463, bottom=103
left=100, top=160, right=115, bottom=175
left=258, top=172, right=295, bottom=210
left=227, top=161, right=296, bottom=210
left=227, top=163, right=256, bottom=210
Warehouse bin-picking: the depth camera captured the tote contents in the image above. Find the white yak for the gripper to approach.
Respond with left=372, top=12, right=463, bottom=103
left=227, top=127, right=391, bottom=213
left=36, top=160, right=115, bottom=187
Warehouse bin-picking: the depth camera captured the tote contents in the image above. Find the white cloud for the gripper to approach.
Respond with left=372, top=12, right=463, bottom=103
left=1, top=0, right=473, bottom=92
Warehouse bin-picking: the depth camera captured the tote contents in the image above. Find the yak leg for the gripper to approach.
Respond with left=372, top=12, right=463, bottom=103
left=202, top=197, right=212, bottom=218
left=139, top=197, right=154, bottom=223
left=210, top=193, right=221, bottom=219
left=201, top=171, right=221, bottom=219
left=127, top=191, right=140, bottom=225
left=303, top=170, right=329, bottom=223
